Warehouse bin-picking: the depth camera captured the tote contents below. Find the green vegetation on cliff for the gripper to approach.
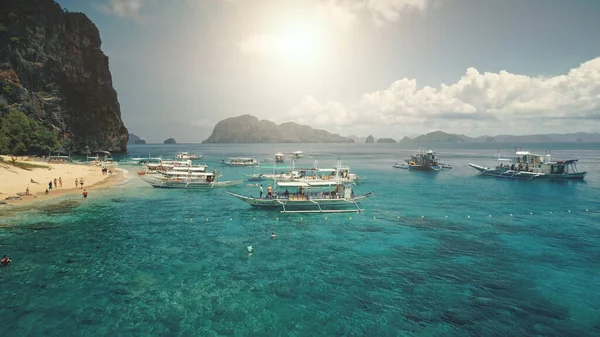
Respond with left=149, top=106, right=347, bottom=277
left=0, top=110, right=60, bottom=155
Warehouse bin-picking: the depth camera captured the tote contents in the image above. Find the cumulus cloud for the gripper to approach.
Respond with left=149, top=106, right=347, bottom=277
left=94, top=0, right=145, bottom=21
left=286, top=57, right=600, bottom=135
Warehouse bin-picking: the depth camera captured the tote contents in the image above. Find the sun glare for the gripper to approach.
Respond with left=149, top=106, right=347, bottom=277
left=281, top=30, right=318, bottom=62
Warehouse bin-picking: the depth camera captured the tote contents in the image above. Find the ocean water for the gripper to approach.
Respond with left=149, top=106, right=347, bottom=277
left=1, top=143, right=600, bottom=336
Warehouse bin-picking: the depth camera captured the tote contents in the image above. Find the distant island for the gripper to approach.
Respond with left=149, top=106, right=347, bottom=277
left=202, top=115, right=354, bottom=143
left=365, top=135, right=375, bottom=143
left=377, top=138, right=396, bottom=143
left=164, top=138, right=177, bottom=144
left=398, top=131, right=600, bottom=144
left=128, top=133, right=146, bottom=144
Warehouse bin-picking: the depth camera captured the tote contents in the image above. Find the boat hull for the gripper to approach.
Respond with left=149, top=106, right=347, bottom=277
left=408, top=165, right=441, bottom=172
left=143, top=178, right=243, bottom=188
left=469, top=164, right=586, bottom=180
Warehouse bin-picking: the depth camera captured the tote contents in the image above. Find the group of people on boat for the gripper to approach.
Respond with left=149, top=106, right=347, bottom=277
left=499, top=162, right=533, bottom=172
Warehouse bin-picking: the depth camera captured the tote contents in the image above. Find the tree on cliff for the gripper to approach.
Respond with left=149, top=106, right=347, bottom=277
left=0, top=110, right=60, bottom=155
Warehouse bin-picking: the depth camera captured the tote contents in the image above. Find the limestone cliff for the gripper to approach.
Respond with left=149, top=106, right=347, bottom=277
left=202, top=115, right=354, bottom=143
left=0, top=0, right=128, bottom=153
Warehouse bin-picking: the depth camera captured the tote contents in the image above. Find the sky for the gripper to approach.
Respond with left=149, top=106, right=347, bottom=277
left=55, top=0, right=600, bottom=143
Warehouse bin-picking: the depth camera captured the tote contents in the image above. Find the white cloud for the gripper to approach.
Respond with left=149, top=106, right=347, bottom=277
left=286, top=57, right=600, bottom=135
left=94, top=0, right=145, bottom=21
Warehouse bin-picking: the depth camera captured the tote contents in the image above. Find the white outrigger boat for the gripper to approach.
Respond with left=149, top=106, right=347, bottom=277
left=261, top=160, right=364, bottom=185
left=126, top=155, right=163, bottom=165
left=175, top=152, right=202, bottom=160
left=228, top=180, right=374, bottom=213
left=291, top=151, right=303, bottom=159
left=141, top=169, right=242, bottom=189
left=469, top=150, right=586, bottom=180
left=222, top=157, right=258, bottom=167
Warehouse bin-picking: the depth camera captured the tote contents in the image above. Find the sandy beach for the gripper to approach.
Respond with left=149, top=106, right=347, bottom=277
left=0, top=156, right=122, bottom=205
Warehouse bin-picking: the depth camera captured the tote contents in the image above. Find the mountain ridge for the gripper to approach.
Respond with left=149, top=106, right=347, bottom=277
left=202, top=115, right=354, bottom=143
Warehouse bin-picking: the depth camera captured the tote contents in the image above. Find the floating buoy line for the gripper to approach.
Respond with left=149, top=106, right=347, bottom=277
left=164, top=208, right=596, bottom=223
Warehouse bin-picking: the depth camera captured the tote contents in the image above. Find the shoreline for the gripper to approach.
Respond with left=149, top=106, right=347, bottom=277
left=1, top=156, right=126, bottom=209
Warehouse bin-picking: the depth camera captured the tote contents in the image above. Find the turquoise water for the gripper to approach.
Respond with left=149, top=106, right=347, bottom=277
left=1, top=143, right=600, bottom=336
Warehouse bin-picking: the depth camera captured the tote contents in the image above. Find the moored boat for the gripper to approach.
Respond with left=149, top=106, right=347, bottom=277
left=404, top=149, right=450, bottom=171
left=228, top=180, right=374, bottom=213
left=469, top=150, right=586, bottom=180
left=175, top=152, right=202, bottom=160
left=222, top=157, right=258, bottom=167
left=291, top=151, right=303, bottom=159
left=141, top=169, right=242, bottom=188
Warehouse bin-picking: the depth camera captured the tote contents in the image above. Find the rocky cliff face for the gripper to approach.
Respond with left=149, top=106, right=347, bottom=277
left=202, top=115, right=354, bottom=143
left=0, top=0, right=128, bottom=153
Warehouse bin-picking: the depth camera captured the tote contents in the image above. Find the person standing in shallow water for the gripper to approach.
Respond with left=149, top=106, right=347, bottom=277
left=80, top=178, right=84, bottom=189
left=83, top=189, right=88, bottom=198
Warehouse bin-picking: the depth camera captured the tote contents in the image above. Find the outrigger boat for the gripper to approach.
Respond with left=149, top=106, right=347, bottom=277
left=400, top=149, right=451, bottom=171
left=228, top=180, right=374, bottom=213
left=469, top=150, right=586, bottom=180
left=222, top=157, right=258, bottom=167
left=141, top=169, right=242, bottom=188
left=126, top=155, right=163, bottom=165
left=175, top=152, right=202, bottom=160
left=291, top=151, right=303, bottom=159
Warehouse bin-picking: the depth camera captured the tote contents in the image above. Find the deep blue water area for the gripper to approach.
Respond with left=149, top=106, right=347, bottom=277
left=1, top=143, right=600, bottom=336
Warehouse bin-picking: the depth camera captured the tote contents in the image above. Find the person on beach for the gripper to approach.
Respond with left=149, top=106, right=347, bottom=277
left=83, top=189, right=88, bottom=198
left=80, top=178, right=84, bottom=189
left=45, top=189, right=49, bottom=195
left=259, top=184, right=263, bottom=198
left=25, top=187, right=30, bottom=196
left=75, top=178, right=78, bottom=188
left=59, top=177, right=62, bottom=187
left=48, top=181, right=53, bottom=191
left=54, top=178, right=58, bottom=188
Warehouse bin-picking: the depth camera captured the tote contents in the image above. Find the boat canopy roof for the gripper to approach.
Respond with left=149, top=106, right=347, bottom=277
left=165, top=171, right=213, bottom=176
left=229, top=157, right=255, bottom=160
left=515, top=151, right=532, bottom=155
left=556, top=159, right=579, bottom=164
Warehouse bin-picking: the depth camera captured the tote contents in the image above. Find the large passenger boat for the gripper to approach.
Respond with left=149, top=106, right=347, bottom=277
left=228, top=181, right=374, bottom=213
left=468, top=150, right=586, bottom=180
left=222, top=157, right=258, bottom=167
left=394, top=149, right=451, bottom=171
left=141, top=169, right=242, bottom=188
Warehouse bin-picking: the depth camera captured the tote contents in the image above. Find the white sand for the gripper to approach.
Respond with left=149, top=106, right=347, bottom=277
left=0, top=156, right=120, bottom=204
